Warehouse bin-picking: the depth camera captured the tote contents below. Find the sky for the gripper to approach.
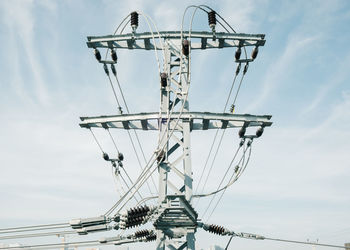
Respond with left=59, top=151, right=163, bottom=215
left=0, top=0, right=350, bottom=249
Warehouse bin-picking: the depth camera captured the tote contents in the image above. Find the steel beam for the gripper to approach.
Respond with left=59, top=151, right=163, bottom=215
left=87, top=31, right=265, bottom=50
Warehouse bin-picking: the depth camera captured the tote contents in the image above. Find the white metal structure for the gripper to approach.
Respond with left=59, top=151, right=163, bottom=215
left=81, top=20, right=271, bottom=249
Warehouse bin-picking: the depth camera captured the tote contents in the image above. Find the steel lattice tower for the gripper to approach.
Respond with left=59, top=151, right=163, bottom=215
left=80, top=12, right=271, bottom=250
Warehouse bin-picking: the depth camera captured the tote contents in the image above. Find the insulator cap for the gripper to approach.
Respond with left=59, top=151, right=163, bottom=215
left=111, top=49, right=118, bottom=62
left=208, top=224, right=226, bottom=235
left=182, top=39, right=190, bottom=56
left=111, top=64, right=117, bottom=76
left=94, top=48, right=101, bottom=62
left=103, top=152, right=109, bottom=161
left=251, top=46, right=259, bottom=60
left=208, top=11, right=216, bottom=27
left=160, top=73, right=167, bottom=87
left=238, top=127, right=246, bottom=138
left=235, top=47, right=242, bottom=61
left=256, top=127, right=264, bottom=137
left=131, top=11, right=139, bottom=27
left=118, top=152, right=124, bottom=161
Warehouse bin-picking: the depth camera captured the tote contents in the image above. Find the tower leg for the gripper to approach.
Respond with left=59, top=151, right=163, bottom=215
left=186, top=231, right=195, bottom=250
left=156, top=230, right=166, bottom=250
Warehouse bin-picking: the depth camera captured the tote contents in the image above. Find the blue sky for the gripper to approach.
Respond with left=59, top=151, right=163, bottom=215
left=1, top=0, right=350, bottom=249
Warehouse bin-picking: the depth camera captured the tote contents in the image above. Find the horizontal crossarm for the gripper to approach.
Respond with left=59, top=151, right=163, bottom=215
left=87, top=31, right=265, bottom=50
left=79, top=112, right=272, bottom=131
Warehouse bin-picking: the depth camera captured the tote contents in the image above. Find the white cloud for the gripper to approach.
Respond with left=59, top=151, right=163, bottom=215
left=1, top=0, right=53, bottom=105
left=301, top=52, right=350, bottom=115
left=246, top=34, right=319, bottom=112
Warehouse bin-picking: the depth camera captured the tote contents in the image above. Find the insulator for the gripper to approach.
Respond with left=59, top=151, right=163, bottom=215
left=126, top=217, right=144, bottom=228
left=251, top=46, right=259, bottom=60
left=111, top=49, right=118, bottom=62
left=127, top=205, right=150, bottom=218
left=118, top=152, right=124, bottom=161
left=156, top=150, right=165, bottom=163
left=182, top=39, right=190, bottom=56
left=243, top=63, right=249, bottom=75
left=239, top=139, right=245, bottom=147
left=134, top=229, right=152, bottom=238
left=160, top=73, right=167, bottom=88
left=256, top=127, right=264, bottom=137
left=238, top=127, right=246, bottom=138
left=94, top=48, right=101, bottom=62
left=235, top=63, right=241, bottom=75
left=146, top=234, right=156, bottom=242
left=103, top=152, right=109, bottom=161
left=103, top=63, right=109, bottom=75
left=110, top=64, right=117, bottom=76
left=208, top=11, right=216, bottom=27
left=230, top=104, right=235, bottom=114
left=118, top=106, right=123, bottom=115
left=127, top=207, right=134, bottom=216
left=208, top=224, right=226, bottom=235
left=131, top=11, right=139, bottom=28
left=235, top=47, right=242, bottom=61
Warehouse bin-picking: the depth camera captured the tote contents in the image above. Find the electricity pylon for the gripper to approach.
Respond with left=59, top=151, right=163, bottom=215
left=79, top=11, right=271, bottom=250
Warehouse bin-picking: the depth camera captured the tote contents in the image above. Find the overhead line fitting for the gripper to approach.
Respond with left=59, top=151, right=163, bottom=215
left=99, top=229, right=156, bottom=245
left=70, top=216, right=111, bottom=235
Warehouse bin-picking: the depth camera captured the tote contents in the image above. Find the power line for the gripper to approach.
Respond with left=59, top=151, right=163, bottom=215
left=264, top=237, right=347, bottom=249
left=0, top=223, right=70, bottom=234
left=194, top=71, right=240, bottom=203
left=205, top=144, right=252, bottom=222
left=0, top=230, right=76, bottom=240
left=0, top=240, right=100, bottom=250
left=199, top=143, right=243, bottom=217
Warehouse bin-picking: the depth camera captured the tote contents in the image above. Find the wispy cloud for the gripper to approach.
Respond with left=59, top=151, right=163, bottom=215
left=301, top=52, right=350, bottom=115
left=0, top=0, right=56, bottom=106
left=246, top=34, right=319, bottom=112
